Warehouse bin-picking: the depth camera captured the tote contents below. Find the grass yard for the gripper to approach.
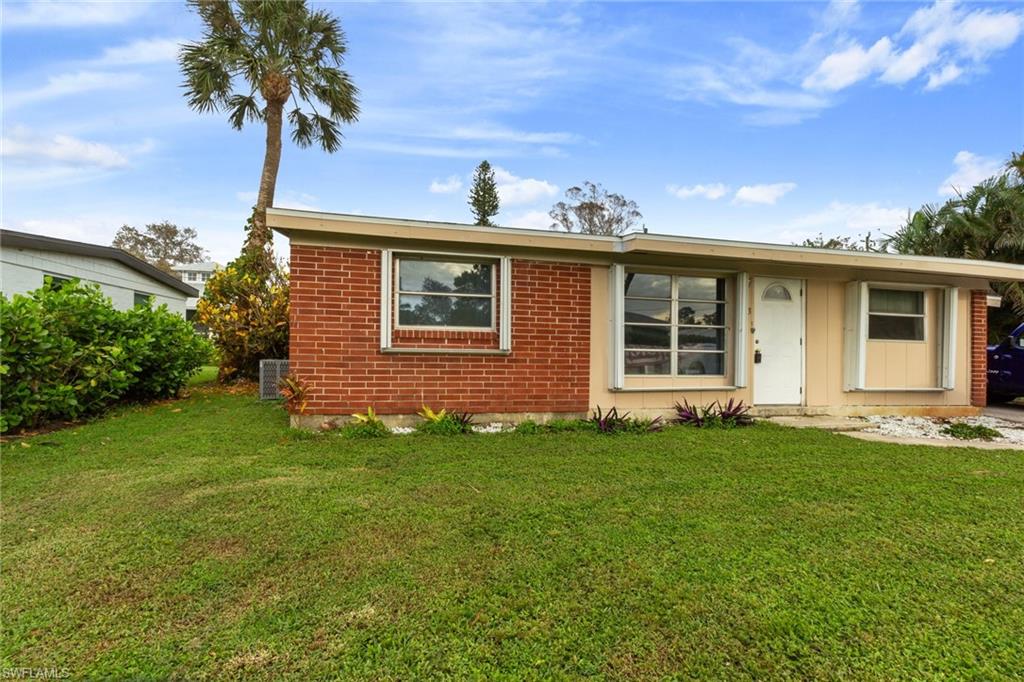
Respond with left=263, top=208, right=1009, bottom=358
left=2, top=386, right=1023, bottom=679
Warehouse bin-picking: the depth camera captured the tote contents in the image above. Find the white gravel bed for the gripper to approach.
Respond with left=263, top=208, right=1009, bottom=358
left=864, top=415, right=1024, bottom=445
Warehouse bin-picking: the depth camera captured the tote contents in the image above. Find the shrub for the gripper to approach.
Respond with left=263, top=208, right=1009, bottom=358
left=543, top=418, right=594, bottom=433
left=942, top=422, right=1002, bottom=441
left=0, top=281, right=207, bottom=433
left=415, top=405, right=475, bottom=435
left=196, top=247, right=289, bottom=382
left=341, top=407, right=391, bottom=438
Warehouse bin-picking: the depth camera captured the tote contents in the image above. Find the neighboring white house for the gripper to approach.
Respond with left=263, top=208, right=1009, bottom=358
left=171, top=261, right=219, bottom=320
left=0, top=229, right=198, bottom=316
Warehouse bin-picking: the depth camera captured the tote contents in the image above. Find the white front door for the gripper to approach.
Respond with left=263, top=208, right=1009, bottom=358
left=753, top=277, right=804, bottom=405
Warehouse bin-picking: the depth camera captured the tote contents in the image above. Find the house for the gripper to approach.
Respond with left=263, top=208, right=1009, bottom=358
left=267, top=208, right=1024, bottom=427
left=0, top=229, right=198, bottom=316
left=171, top=261, right=220, bottom=321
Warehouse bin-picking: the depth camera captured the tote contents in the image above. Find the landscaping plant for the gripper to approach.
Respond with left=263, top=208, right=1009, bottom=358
left=195, top=244, right=289, bottom=382
left=341, top=407, right=391, bottom=438
left=415, top=405, right=476, bottom=435
left=0, top=281, right=207, bottom=433
left=674, top=399, right=754, bottom=428
left=588, top=406, right=632, bottom=434
left=942, top=422, right=1003, bottom=441
left=277, top=375, right=310, bottom=414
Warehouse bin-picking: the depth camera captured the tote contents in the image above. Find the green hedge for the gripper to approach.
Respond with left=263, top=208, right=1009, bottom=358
left=0, top=280, right=212, bottom=433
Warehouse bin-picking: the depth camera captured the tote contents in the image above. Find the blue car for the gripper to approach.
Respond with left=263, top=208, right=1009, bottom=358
left=988, top=322, right=1024, bottom=403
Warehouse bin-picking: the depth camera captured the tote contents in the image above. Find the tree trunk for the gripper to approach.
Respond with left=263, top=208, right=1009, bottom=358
left=248, top=97, right=285, bottom=259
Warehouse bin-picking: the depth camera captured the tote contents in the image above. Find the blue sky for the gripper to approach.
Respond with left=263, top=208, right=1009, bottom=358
left=2, top=1, right=1022, bottom=264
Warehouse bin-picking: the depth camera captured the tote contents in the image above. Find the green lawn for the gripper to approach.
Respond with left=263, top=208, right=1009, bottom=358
left=3, top=387, right=1023, bottom=679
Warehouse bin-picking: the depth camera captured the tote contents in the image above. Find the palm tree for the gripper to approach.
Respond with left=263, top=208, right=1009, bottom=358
left=179, top=0, right=359, bottom=265
left=885, top=150, right=1024, bottom=324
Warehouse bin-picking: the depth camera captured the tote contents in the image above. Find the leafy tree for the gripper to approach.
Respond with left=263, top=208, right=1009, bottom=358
left=468, top=160, right=500, bottom=226
left=179, top=0, right=359, bottom=270
left=549, top=181, right=642, bottom=236
left=797, top=232, right=883, bottom=252
left=112, top=222, right=207, bottom=273
left=885, top=150, right=1024, bottom=338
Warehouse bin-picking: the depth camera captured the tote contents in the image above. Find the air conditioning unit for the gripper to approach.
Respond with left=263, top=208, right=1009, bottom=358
left=259, top=359, right=289, bottom=400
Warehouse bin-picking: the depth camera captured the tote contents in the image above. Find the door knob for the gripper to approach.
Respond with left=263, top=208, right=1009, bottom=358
left=754, top=350, right=762, bottom=364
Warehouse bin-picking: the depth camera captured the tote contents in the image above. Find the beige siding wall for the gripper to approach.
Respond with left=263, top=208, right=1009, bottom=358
left=590, top=267, right=974, bottom=415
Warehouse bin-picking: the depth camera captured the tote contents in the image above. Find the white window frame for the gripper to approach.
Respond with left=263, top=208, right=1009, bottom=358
left=622, top=270, right=729, bottom=378
left=845, top=281, right=958, bottom=392
left=866, top=287, right=927, bottom=343
left=393, top=255, right=498, bottom=332
left=380, top=249, right=513, bottom=352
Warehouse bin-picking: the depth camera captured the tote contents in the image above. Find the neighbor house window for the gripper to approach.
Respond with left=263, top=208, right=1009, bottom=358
left=45, top=274, right=70, bottom=291
left=134, top=292, right=153, bottom=307
left=186, top=272, right=197, bottom=282
left=396, top=257, right=495, bottom=328
left=624, top=273, right=727, bottom=375
left=868, top=288, right=924, bottom=341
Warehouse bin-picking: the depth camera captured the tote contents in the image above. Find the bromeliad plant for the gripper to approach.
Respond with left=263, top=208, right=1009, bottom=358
left=674, top=399, right=754, bottom=428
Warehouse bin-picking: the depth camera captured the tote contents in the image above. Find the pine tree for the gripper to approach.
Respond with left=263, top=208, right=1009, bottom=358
left=468, top=160, right=500, bottom=226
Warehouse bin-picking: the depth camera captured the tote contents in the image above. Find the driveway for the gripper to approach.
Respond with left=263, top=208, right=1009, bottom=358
left=984, top=401, right=1024, bottom=424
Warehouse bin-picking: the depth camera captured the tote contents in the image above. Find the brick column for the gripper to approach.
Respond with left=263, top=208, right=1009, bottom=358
left=970, top=290, right=988, bottom=407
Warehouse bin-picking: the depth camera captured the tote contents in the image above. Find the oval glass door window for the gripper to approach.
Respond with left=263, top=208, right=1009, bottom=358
left=762, top=283, right=792, bottom=301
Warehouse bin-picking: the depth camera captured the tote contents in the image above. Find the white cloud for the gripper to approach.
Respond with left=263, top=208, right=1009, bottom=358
left=666, top=183, right=730, bottom=200
left=733, top=182, right=797, bottom=205
left=1, top=1, right=150, bottom=28
left=493, top=167, right=558, bottom=206
left=805, top=2, right=1023, bottom=92
left=94, top=37, right=183, bottom=66
left=448, top=125, right=580, bottom=145
left=236, top=191, right=258, bottom=204
left=821, top=0, right=861, bottom=32
left=802, top=38, right=893, bottom=91
left=505, top=210, right=552, bottom=230
left=925, top=63, right=963, bottom=90
left=429, top=176, right=464, bottom=194
left=2, top=129, right=128, bottom=168
left=668, top=64, right=829, bottom=124
left=781, top=201, right=908, bottom=242
left=938, top=151, right=1003, bottom=196
left=5, top=71, right=144, bottom=109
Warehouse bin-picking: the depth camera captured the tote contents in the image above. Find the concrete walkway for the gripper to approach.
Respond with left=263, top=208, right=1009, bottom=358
left=984, top=402, right=1024, bottom=424
left=843, top=430, right=1023, bottom=450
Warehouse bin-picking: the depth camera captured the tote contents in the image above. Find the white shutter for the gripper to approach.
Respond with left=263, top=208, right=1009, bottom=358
left=379, top=249, right=392, bottom=350
left=941, top=287, right=958, bottom=390
left=499, top=256, right=512, bottom=352
left=733, top=273, right=749, bottom=388
left=844, top=281, right=867, bottom=390
left=610, top=264, right=625, bottom=390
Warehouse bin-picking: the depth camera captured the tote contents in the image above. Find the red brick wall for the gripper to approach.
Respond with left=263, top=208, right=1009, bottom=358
left=970, top=290, right=988, bottom=407
left=289, top=245, right=591, bottom=415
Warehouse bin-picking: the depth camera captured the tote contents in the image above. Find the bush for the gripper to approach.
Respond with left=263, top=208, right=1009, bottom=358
left=544, top=418, right=596, bottom=433
left=942, top=422, right=1002, bottom=441
left=196, top=254, right=288, bottom=382
left=0, top=281, right=207, bottom=432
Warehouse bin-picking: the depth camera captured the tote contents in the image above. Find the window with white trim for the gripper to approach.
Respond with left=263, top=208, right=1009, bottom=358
left=868, top=288, right=924, bottom=341
left=395, top=257, right=495, bottom=329
left=623, top=273, right=727, bottom=375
